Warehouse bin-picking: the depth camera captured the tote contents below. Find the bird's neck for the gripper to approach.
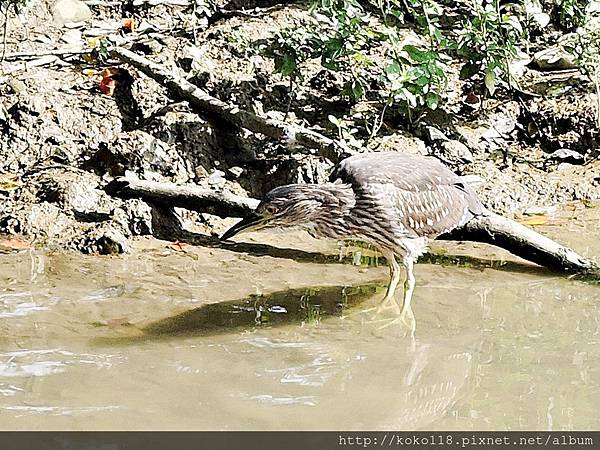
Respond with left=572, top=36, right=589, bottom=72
left=305, top=182, right=356, bottom=239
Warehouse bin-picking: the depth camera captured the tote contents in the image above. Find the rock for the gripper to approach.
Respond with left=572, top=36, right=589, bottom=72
left=425, top=126, right=448, bottom=142
left=548, top=148, right=584, bottom=163
left=81, top=226, right=129, bottom=255
left=227, top=166, right=244, bottom=179
left=7, top=78, right=26, bottom=94
left=438, top=140, right=475, bottom=165
left=377, top=133, right=427, bottom=156
left=60, top=29, right=83, bottom=45
left=530, top=46, right=577, bottom=71
left=195, top=165, right=209, bottom=179
left=52, top=0, right=92, bottom=26
left=207, top=169, right=226, bottom=187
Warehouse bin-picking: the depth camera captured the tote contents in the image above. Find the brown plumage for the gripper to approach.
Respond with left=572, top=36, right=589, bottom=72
left=221, top=152, right=484, bottom=318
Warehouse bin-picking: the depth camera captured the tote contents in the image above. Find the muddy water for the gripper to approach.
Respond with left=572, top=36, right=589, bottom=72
left=0, top=204, right=599, bottom=430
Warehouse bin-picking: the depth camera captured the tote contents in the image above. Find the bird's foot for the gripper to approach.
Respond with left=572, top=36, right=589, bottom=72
left=368, top=304, right=416, bottom=336
left=361, top=296, right=401, bottom=315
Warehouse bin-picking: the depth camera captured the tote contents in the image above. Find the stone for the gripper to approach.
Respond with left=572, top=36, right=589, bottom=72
left=52, top=0, right=92, bottom=26
left=548, top=148, right=584, bottom=163
left=440, top=140, right=475, bottom=164
left=426, top=126, right=448, bottom=142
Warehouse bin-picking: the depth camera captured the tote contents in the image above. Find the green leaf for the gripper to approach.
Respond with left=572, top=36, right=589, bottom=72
left=385, top=60, right=402, bottom=75
left=484, top=69, right=496, bottom=95
left=425, top=93, right=440, bottom=109
left=328, top=115, right=341, bottom=127
left=351, top=79, right=365, bottom=100
left=275, top=53, right=297, bottom=77
left=403, top=45, right=432, bottom=63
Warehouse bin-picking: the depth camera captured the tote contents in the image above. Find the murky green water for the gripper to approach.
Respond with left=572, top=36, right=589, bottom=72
left=0, top=205, right=599, bottom=430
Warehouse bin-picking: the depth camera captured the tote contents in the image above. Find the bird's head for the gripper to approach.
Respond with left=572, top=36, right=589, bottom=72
left=220, top=184, right=346, bottom=241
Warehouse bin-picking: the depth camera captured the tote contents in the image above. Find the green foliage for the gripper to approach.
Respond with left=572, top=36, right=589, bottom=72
left=328, top=114, right=364, bottom=149
left=385, top=42, right=446, bottom=110
left=0, top=0, right=26, bottom=13
left=456, top=0, right=523, bottom=95
left=257, top=0, right=596, bottom=135
left=563, top=17, right=600, bottom=127
left=555, top=0, right=589, bottom=30
left=257, top=0, right=375, bottom=100
left=259, top=26, right=323, bottom=80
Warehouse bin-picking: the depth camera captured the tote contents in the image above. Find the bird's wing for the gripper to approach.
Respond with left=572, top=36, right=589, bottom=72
left=330, top=152, right=483, bottom=237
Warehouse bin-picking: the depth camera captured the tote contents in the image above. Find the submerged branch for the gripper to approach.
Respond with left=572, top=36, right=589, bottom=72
left=105, top=178, right=598, bottom=275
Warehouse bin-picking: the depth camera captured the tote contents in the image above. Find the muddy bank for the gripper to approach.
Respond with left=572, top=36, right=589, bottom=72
left=1, top=0, right=599, bottom=254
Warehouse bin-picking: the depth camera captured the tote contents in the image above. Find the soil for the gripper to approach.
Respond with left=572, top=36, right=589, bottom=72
left=1, top=0, right=599, bottom=254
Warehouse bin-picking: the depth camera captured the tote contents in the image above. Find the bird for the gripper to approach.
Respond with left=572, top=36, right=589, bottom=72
left=221, top=151, right=484, bottom=319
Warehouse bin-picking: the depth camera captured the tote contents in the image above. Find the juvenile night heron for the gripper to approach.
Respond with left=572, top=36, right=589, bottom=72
left=221, top=152, right=483, bottom=316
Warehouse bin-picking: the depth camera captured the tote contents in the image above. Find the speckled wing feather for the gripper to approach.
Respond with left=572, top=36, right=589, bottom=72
left=330, top=152, right=483, bottom=239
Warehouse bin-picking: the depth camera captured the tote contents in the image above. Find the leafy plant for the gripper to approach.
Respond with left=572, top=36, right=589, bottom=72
left=258, top=0, right=376, bottom=103
left=456, top=0, right=523, bottom=95
left=384, top=38, right=447, bottom=113
left=555, top=0, right=589, bottom=30
left=564, top=20, right=600, bottom=127
left=328, top=114, right=364, bottom=149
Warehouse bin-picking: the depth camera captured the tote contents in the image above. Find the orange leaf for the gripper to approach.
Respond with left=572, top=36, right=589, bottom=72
left=167, top=240, right=189, bottom=252
left=122, top=18, right=135, bottom=32
left=99, top=68, right=119, bottom=96
left=0, top=237, right=32, bottom=252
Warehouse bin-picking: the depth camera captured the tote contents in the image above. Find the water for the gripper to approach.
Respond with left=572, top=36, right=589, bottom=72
left=0, top=204, right=599, bottom=430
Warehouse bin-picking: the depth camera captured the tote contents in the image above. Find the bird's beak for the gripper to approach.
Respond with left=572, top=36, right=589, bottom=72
left=220, top=212, right=265, bottom=241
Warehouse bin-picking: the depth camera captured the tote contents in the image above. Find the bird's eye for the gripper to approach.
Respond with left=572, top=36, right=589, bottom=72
left=265, top=205, right=278, bottom=215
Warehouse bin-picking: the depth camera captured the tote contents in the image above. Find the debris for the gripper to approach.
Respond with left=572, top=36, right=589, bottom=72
left=437, top=140, right=475, bottom=166
left=0, top=174, right=21, bottom=192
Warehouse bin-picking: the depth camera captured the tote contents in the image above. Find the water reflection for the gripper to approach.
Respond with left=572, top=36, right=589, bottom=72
left=98, top=284, right=379, bottom=342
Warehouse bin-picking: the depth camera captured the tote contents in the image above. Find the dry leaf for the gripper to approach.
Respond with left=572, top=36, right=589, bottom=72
left=122, top=18, right=135, bottom=32
left=167, top=240, right=189, bottom=252
left=99, top=67, right=119, bottom=96
left=519, top=215, right=549, bottom=226
left=0, top=173, right=21, bottom=192
left=0, top=237, right=32, bottom=252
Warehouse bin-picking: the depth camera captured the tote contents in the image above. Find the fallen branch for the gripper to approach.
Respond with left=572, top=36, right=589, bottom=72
left=105, top=177, right=258, bottom=218
left=439, top=212, right=598, bottom=274
left=110, top=46, right=348, bottom=163
left=105, top=178, right=598, bottom=274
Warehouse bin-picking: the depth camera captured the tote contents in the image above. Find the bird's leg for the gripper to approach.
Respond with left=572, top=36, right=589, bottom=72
left=372, top=255, right=418, bottom=332
left=400, top=256, right=416, bottom=315
left=380, top=253, right=402, bottom=312
left=361, top=251, right=401, bottom=315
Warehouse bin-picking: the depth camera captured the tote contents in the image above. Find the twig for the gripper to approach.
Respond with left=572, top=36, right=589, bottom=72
left=105, top=177, right=259, bottom=218
left=3, top=55, right=61, bottom=75
left=2, top=48, right=89, bottom=60
left=439, top=210, right=599, bottom=274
